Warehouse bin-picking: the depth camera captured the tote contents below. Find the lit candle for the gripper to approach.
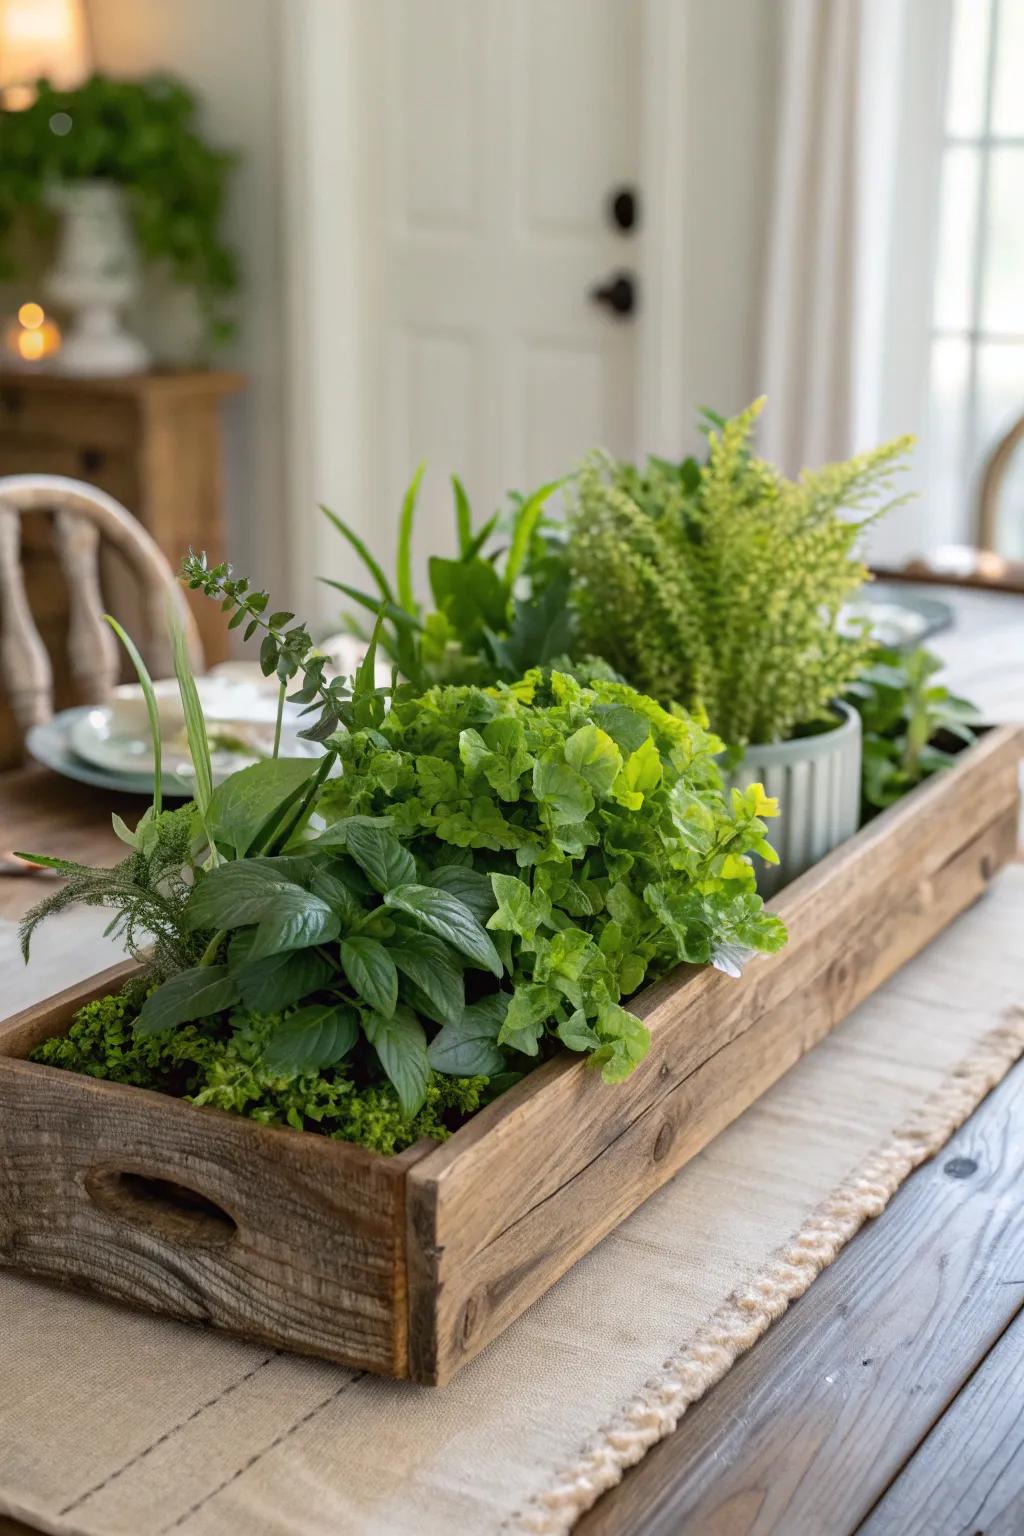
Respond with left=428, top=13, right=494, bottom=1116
left=3, top=301, right=62, bottom=365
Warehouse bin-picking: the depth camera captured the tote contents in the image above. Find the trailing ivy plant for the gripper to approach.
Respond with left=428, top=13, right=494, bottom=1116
left=0, top=74, right=238, bottom=347
left=568, top=399, right=914, bottom=747
left=846, top=646, right=978, bottom=816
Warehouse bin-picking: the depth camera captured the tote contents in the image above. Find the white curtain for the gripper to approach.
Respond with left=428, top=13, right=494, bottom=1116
left=759, top=0, right=952, bottom=562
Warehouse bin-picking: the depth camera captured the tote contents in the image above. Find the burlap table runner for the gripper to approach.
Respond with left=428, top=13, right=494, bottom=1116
left=2, top=871, right=1022, bottom=1536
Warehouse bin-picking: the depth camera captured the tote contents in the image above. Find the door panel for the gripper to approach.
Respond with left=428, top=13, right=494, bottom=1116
left=399, top=0, right=484, bottom=232
left=519, top=0, right=640, bottom=237
left=360, top=0, right=641, bottom=582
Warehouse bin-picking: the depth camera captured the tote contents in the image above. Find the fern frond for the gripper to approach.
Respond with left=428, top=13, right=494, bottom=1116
left=568, top=404, right=912, bottom=745
left=18, top=804, right=203, bottom=976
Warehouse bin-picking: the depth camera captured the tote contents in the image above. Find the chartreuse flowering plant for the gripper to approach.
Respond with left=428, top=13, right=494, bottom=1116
left=568, top=399, right=914, bottom=746
left=21, top=591, right=786, bottom=1151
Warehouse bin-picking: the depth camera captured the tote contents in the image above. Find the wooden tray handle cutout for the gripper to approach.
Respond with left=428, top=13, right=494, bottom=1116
left=83, top=1168, right=238, bottom=1249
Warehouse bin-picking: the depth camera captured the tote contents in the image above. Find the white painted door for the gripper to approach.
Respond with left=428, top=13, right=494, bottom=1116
left=357, top=0, right=643, bottom=571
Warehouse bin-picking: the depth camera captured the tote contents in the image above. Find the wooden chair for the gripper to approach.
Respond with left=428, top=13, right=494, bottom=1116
left=877, top=407, right=1024, bottom=594
left=0, top=474, right=203, bottom=737
left=976, top=406, right=1024, bottom=554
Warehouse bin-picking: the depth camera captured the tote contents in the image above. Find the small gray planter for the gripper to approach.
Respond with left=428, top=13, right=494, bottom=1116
left=726, top=701, right=862, bottom=898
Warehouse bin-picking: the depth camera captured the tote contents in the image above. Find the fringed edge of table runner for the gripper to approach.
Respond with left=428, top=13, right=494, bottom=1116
left=512, top=1009, right=1024, bottom=1535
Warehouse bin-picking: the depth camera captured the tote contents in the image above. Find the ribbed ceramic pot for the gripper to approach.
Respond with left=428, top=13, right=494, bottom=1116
left=726, top=701, right=862, bottom=899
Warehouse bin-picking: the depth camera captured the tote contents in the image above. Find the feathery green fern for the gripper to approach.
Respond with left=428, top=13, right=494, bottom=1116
left=17, top=804, right=203, bottom=977
left=568, top=399, right=912, bottom=745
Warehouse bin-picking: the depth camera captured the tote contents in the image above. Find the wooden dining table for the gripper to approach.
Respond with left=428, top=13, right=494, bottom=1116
left=1, top=580, right=1023, bottom=1536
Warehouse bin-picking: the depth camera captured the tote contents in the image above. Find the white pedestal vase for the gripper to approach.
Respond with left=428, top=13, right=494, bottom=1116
left=726, top=701, right=862, bottom=898
left=45, top=181, right=150, bottom=376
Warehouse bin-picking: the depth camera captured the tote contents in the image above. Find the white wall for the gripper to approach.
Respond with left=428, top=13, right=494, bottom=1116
left=87, top=0, right=287, bottom=603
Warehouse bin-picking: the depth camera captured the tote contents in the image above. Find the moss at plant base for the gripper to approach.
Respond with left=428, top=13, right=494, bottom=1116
left=30, top=985, right=489, bottom=1157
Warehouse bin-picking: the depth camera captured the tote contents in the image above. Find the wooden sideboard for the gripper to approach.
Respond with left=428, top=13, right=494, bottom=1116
left=0, top=368, right=245, bottom=766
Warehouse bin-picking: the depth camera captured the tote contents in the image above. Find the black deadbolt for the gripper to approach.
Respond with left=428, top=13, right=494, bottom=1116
left=609, top=186, right=638, bottom=232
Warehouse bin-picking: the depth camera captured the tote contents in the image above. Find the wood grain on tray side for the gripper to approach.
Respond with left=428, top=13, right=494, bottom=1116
left=405, top=725, right=1024, bottom=1384
left=0, top=967, right=432, bottom=1377
left=1, top=727, right=1020, bottom=1385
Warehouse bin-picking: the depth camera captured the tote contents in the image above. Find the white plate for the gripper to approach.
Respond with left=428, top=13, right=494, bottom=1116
left=68, top=676, right=319, bottom=780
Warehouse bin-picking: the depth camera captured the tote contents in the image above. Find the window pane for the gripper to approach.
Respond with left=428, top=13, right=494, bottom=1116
left=981, top=148, right=1024, bottom=333
left=934, top=147, right=981, bottom=329
left=946, top=0, right=992, bottom=137
left=976, top=342, right=1024, bottom=555
left=993, top=0, right=1024, bottom=135
left=926, top=337, right=972, bottom=546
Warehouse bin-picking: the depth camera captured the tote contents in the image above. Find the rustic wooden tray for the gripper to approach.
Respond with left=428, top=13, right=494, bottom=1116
left=2, top=725, right=1021, bottom=1385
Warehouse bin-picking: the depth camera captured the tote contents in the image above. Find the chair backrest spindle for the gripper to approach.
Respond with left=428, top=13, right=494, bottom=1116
left=0, top=474, right=203, bottom=738
left=0, top=503, right=54, bottom=729
left=53, top=509, right=121, bottom=705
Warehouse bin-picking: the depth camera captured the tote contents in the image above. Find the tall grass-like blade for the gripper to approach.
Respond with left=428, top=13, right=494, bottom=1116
left=319, top=504, right=394, bottom=602
left=460, top=510, right=500, bottom=562
left=397, top=462, right=425, bottom=616
left=318, top=579, right=423, bottom=631
left=272, top=679, right=286, bottom=759
left=267, top=748, right=339, bottom=854
left=451, top=474, right=473, bottom=556
left=354, top=609, right=385, bottom=701
left=171, top=616, right=214, bottom=820
left=504, top=479, right=561, bottom=589
left=105, top=615, right=162, bottom=817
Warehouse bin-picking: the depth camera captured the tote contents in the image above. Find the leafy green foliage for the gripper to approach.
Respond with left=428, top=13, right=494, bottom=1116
left=205, top=757, right=321, bottom=859
left=17, top=803, right=202, bottom=977
left=136, top=964, right=239, bottom=1037
left=846, top=646, right=978, bottom=815
left=105, top=615, right=163, bottom=816
left=30, top=986, right=488, bottom=1156
left=320, top=666, right=787, bottom=1082
left=133, top=809, right=502, bottom=1113
left=318, top=470, right=572, bottom=691
left=261, top=1003, right=358, bottom=1074
left=172, top=616, right=215, bottom=822
left=181, top=552, right=389, bottom=745
left=568, top=400, right=913, bottom=745
left=23, top=578, right=789, bottom=1140
left=0, top=74, right=237, bottom=348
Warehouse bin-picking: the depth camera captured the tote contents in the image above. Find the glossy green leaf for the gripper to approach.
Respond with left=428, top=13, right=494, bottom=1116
left=232, top=945, right=334, bottom=1013
left=263, top=1003, right=358, bottom=1075
left=343, top=822, right=417, bottom=893
left=207, top=757, right=320, bottom=859
left=135, top=965, right=239, bottom=1038
left=246, top=894, right=340, bottom=962
left=341, top=935, right=399, bottom=1017
left=363, top=1007, right=430, bottom=1117
left=383, top=885, right=503, bottom=976
left=185, top=862, right=314, bottom=930
left=422, top=864, right=497, bottom=923
left=428, top=555, right=508, bottom=645
left=427, top=994, right=508, bottom=1076
left=389, top=930, right=465, bottom=1025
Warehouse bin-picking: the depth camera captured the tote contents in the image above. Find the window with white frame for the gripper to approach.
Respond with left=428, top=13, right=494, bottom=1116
left=927, top=0, right=1024, bottom=554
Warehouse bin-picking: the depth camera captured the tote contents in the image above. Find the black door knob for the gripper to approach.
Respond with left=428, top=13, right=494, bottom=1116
left=589, top=271, right=637, bottom=317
